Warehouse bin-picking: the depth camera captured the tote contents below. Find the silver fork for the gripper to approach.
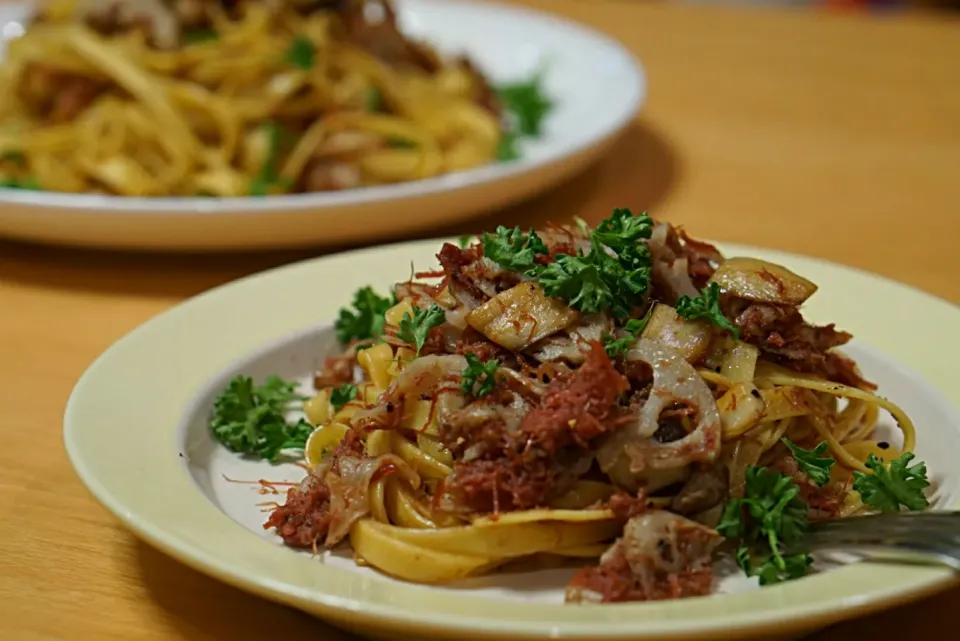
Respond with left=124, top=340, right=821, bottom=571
left=787, top=511, right=960, bottom=571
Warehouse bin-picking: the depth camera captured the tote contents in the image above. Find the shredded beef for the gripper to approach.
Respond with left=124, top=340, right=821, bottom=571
left=440, top=342, right=627, bottom=515
left=730, top=301, right=875, bottom=389
left=567, top=545, right=713, bottom=603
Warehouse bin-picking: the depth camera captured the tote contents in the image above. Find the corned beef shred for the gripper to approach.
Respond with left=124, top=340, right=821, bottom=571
left=440, top=342, right=628, bottom=513
left=567, top=546, right=713, bottom=603
left=774, top=454, right=849, bottom=521
left=264, top=429, right=365, bottom=548
left=677, top=228, right=723, bottom=288
left=731, top=301, right=875, bottom=389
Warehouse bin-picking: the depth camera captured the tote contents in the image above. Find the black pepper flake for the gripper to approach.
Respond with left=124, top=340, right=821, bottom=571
left=750, top=389, right=761, bottom=399
left=419, top=392, right=432, bottom=401
left=714, top=366, right=722, bottom=373
left=878, top=441, right=890, bottom=450
left=386, top=402, right=395, bottom=412
left=542, top=374, right=551, bottom=383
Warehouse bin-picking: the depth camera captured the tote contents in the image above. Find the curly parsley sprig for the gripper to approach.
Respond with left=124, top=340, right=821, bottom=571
left=397, top=304, right=446, bottom=355
left=603, top=310, right=653, bottom=358
left=334, top=286, right=397, bottom=344
left=853, top=452, right=930, bottom=513
left=209, top=375, right=312, bottom=462
left=460, top=354, right=500, bottom=399
left=330, top=383, right=359, bottom=411
left=481, top=208, right=654, bottom=318
left=717, top=466, right=813, bottom=585
left=675, top=282, right=740, bottom=338
left=782, top=439, right=835, bottom=487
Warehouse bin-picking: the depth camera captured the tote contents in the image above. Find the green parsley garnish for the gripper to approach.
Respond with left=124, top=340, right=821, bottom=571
left=397, top=304, right=446, bottom=355
left=460, top=354, right=500, bottom=399
left=1, top=150, right=26, bottom=164
left=853, top=452, right=930, bottom=513
left=497, top=74, right=552, bottom=137
left=603, top=312, right=652, bottom=359
left=249, top=121, right=291, bottom=196
left=717, top=466, right=813, bottom=585
left=334, top=286, right=396, bottom=344
left=457, top=234, right=474, bottom=249
left=537, top=209, right=653, bottom=317
left=782, top=439, right=835, bottom=487
left=364, top=87, right=384, bottom=113
left=285, top=35, right=316, bottom=70
left=183, top=28, right=218, bottom=44
left=480, top=209, right=654, bottom=318
left=675, top=282, right=740, bottom=339
left=209, top=375, right=312, bottom=462
left=497, top=131, right=520, bottom=161
left=330, top=383, right=359, bottom=411
left=386, top=137, right=418, bottom=149
left=481, top=225, right=549, bottom=272
left=0, top=176, right=40, bottom=190
left=495, top=72, right=552, bottom=162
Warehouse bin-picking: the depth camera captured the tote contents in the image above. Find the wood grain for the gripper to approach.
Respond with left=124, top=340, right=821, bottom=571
left=2, top=2, right=959, bottom=639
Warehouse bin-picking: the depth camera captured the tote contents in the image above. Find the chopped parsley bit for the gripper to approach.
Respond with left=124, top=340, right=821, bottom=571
left=853, top=452, right=930, bottom=513
left=603, top=312, right=653, bottom=359
left=386, top=137, right=418, bottom=149
left=249, top=121, right=292, bottom=196
left=495, top=72, right=552, bottom=162
left=675, top=282, right=740, bottom=339
left=480, top=209, right=654, bottom=318
left=330, top=383, right=359, bottom=411
left=717, top=466, right=813, bottom=585
left=0, top=176, right=40, bottom=190
left=460, top=354, right=500, bottom=399
left=334, top=286, right=396, bottom=344
left=210, top=375, right=312, bottom=462
left=1, top=150, right=26, bottom=164
left=285, top=35, right=316, bottom=70
left=457, top=234, right=474, bottom=249
left=497, top=73, right=552, bottom=137
left=481, top=225, right=549, bottom=273
left=183, top=28, right=218, bottom=44
left=782, top=439, right=835, bottom=487
left=497, top=131, right=520, bottom=161
left=364, top=87, right=384, bottom=113
left=397, top=304, right=446, bottom=356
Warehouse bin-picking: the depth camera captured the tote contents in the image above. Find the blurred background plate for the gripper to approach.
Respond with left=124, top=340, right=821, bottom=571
left=0, top=0, right=644, bottom=252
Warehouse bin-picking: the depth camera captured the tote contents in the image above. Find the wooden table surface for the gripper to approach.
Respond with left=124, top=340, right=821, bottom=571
left=3, top=1, right=960, bottom=639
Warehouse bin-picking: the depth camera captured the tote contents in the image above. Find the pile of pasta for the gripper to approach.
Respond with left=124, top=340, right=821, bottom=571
left=0, top=0, right=504, bottom=195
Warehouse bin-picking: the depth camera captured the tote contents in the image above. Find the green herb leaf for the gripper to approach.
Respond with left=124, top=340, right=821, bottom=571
left=460, top=354, right=500, bottom=399
left=675, top=282, right=740, bottom=338
left=285, top=35, right=316, bottom=70
left=497, top=130, right=520, bottom=161
left=209, top=375, right=312, bottom=462
left=603, top=312, right=653, bottom=358
left=334, top=286, right=396, bottom=344
left=497, top=74, right=552, bottom=137
left=397, top=304, right=446, bottom=355
left=717, top=466, right=813, bottom=585
left=782, top=439, right=835, bottom=487
left=1, top=150, right=26, bottom=164
left=330, top=383, right=359, bottom=411
left=364, top=87, right=384, bottom=113
left=0, top=176, right=40, bottom=190
left=386, top=137, right=418, bottom=149
left=183, top=28, right=218, bottom=44
left=249, top=121, right=292, bottom=196
left=592, top=207, right=654, bottom=254
left=480, top=225, right=549, bottom=273
left=457, top=234, right=474, bottom=249
left=853, top=452, right=930, bottom=513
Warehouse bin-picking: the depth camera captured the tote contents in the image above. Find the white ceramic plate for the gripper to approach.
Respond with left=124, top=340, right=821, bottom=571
left=0, top=0, right=644, bottom=251
left=65, top=237, right=960, bottom=641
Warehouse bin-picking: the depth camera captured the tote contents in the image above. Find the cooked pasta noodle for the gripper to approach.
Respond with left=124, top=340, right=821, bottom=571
left=0, top=1, right=532, bottom=195
left=233, top=211, right=933, bottom=602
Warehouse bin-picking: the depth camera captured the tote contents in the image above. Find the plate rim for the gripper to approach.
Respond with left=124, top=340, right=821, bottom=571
left=64, top=236, right=960, bottom=639
left=0, top=0, right=646, bottom=214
